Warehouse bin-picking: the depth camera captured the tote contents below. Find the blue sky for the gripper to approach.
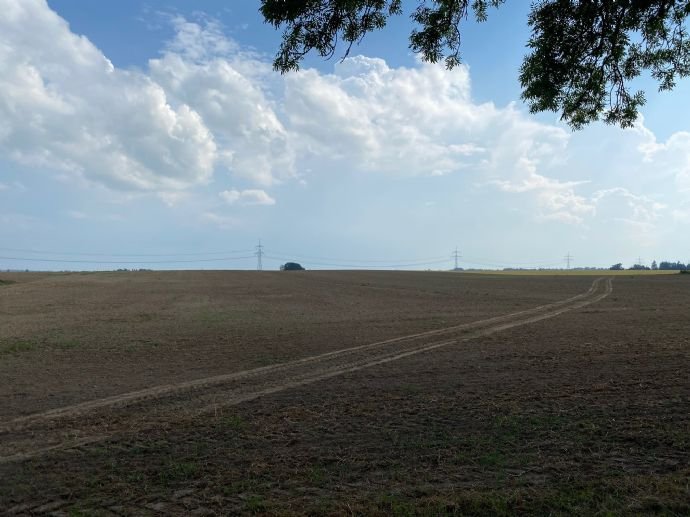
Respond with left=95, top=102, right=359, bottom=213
left=1, top=0, right=689, bottom=271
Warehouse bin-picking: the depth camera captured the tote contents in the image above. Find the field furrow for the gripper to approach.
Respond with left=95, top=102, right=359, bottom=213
left=0, top=277, right=612, bottom=464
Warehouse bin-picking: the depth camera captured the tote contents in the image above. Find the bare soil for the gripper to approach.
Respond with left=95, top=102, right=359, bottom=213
left=0, top=271, right=593, bottom=419
left=0, top=271, right=688, bottom=515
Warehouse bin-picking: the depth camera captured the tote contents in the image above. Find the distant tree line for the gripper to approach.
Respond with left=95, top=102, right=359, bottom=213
left=658, top=261, right=689, bottom=270
left=610, top=261, right=688, bottom=271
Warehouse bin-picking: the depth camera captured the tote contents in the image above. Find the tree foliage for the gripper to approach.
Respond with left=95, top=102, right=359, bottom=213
left=658, top=260, right=688, bottom=270
left=280, top=262, right=306, bottom=270
left=610, top=260, right=688, bottom=270
left=260, top=0, right=690, bottom=129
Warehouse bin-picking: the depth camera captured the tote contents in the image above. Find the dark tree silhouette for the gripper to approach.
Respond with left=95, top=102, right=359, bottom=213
left=659, top=261, right=688, bottom=270
left=260, top=0, right=690, bottom=129
left=281, top=262, right=306, bottom=271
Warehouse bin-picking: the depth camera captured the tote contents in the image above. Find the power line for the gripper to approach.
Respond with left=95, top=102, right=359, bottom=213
left=0, top=255, right=255, bottom=265
left=452, top=246, right=461, bottom=270
left=0, top=253, right=567, bottom=270
left=263, top=255, right=450, bottom=269
left=265, top=249, right=448, bottom=264
left=460, top=259, right=564, bottom=269
left=564, top=252, right=573, bottom=269
left=0, top=247, right=255, bottom=257
left=255, top=240, right=264, bottom=271
left=461, top=255, right=564, bottom=267
left=0, top=243, right=581, bottom=271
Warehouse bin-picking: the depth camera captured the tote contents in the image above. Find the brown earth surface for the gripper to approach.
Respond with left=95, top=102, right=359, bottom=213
left=0, top=271, right=688, bottom=515
left=0, top=270, right=596, bottom=419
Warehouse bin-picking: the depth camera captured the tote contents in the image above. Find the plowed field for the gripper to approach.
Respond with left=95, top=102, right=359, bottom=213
left=0, top=271, right=688, bottom=515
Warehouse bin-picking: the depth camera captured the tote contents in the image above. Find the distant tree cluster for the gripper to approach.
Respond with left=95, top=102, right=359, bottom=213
left=610, top=261, right=688, bottom=271
left=658, top=261, right=688, bottom=270
left=280, top=262, right=305, bottom=271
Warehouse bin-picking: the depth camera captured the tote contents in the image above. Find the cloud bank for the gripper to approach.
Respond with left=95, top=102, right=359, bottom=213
left=0, top=0, right=685, bottom=238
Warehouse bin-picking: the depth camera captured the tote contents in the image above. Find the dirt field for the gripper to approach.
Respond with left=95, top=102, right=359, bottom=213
left=0, top=271, right=688, bottom=515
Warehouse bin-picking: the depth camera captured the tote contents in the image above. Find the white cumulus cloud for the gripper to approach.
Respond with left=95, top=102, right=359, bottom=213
left=0, top=0, right=687, bottom=237
left=635, top=124, right=690, bottom=192
left=283, top=56, right=492, bottom=176
left=219, top=189, right=275, bottom=206
left=0, top=0, right=217, bottom=191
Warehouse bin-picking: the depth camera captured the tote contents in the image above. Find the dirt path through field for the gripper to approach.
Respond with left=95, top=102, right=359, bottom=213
left=0, top=277, right=612, bottom=464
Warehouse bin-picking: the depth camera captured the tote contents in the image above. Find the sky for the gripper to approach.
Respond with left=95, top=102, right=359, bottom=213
left=0, top=0, right=689, bottom=271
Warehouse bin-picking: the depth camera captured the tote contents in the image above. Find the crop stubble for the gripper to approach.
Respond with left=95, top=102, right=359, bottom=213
left=0, top=271, right=688, bottom=514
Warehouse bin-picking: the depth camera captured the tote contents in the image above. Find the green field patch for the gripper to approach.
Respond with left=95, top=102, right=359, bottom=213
left=0, top=335, right=86, bottom=356
left=0, top=339, right=37, bottom=357
left=244, top=494, right=268, bottom=513
left=36, top=332, right=84, bottom=351
left=215, top=414, right=246, bottom=431
left=158, top=461, right=201, bottom=485
left=52, top=338, right=81, bottom=350
left=307, top=465, right=327, bottom=486
left=0, top=279, right=16, bottom=286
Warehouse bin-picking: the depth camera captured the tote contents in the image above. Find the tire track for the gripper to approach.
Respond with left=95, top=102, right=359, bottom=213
left=4, top=277, right=605, bottom=427
left=0, top=277, right=612, bottom=464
